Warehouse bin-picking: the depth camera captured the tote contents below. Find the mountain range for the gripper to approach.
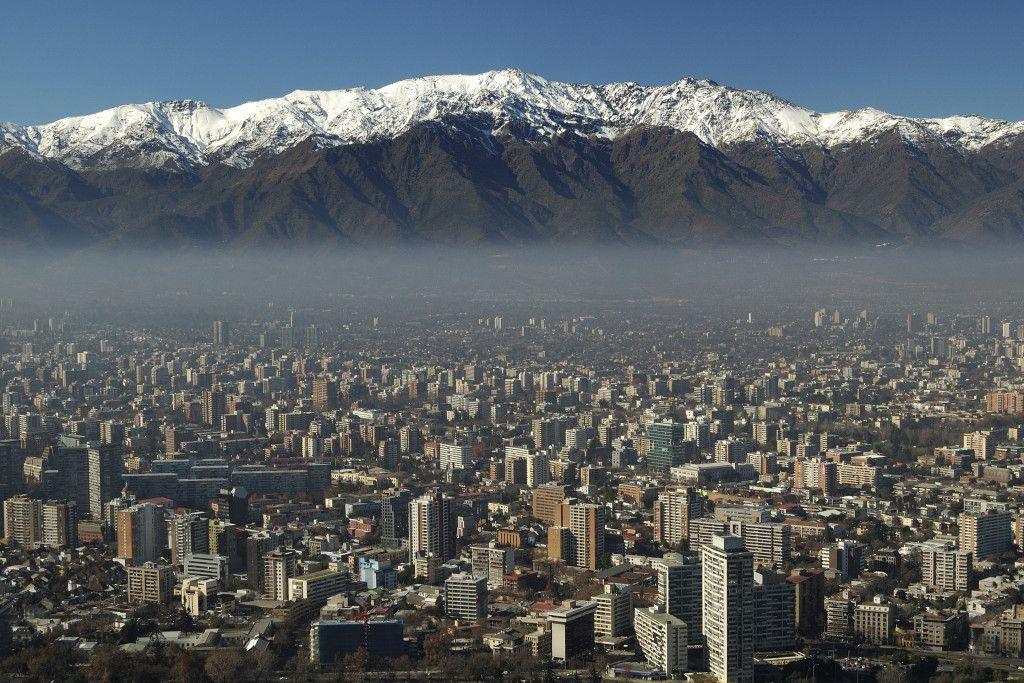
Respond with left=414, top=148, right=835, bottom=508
left=3, top=68, right=1024, bottom=248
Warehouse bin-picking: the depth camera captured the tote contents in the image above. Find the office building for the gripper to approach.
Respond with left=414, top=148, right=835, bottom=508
left=358, top=556, right=397, bottom=590
left=380, top=490, right=411, bottom=544
left=181, top=577, right=219, bottom=616
left=183, top=553, right=229, bottom=581
left=309, top=620, right=406, bottom=665
left=548, top=600, right=597, bottom=663
left=444, top=572, right=487, bottom=623
left=169, top=511, right=210, bottom=566
left=647, top=419, right=687, bottom=473
left=288, top=569, right=347, bottom=604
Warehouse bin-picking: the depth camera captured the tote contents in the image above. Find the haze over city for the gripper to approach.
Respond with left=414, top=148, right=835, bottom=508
left=2, top=3, right=1024, bottom=683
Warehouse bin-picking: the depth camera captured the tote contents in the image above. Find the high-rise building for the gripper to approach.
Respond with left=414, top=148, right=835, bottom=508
left=634, top=605, right=688, bottom=676
left=702, top=535, right=754, bottom=683
left=439, top=442, right=472, bottom=471
left=41, top=499, right=77, bottom=548
left=0, top=441, right=24, bottom=502
left=548, top=600, right=597, bottom=663
left=3, top=495, right=41, bottom=546
left=752, top=569, right=796, bottom=651
left=88, top=445, right=123, bottom=520
left=116, top=502, right=166, bottom=563
left=959, top=510, right=1013, bottom=560
left=566, top=501, right=607, bottom=571
left=212, top=320, right=230, bottom=347
left=531, top=483, right=569, bottom=526
left=263, top=547, right=299, bottom=600
left=734, top=522, right=790, bottom=568
left=409, top=491, right=455, bottom=562
left=444, top=572, right=487, bottom=623
left=312, top=379, right=339, bottom=409
left=921, top=543, right=972, bottom=592
left=183, top=553, right=229, bottom=581
left=819, top=540, right=866, bottom=581
left=653, top=488, right=704, bottom=548
left=986, top=390, right=1024, bottom=415
left=380, top=490, right=412, bottom=544
left=127, top=562, right=175, bottom=604
left=469, top=543, right=515, bottom=584
left=52, top=446, right=90, bottom=513
left=647, top=419, right=687, bottom=473
left=245, top=531, right=280, bottom=589
left=378, top=439, right=398, bottom=470
left=656, top=552, right=703, bottom=644
left=787, top=568, right=826, bottom=637
left=169, top=511, right=210, bottom=566
left=594, top=583, right=633, bottom=638
left=201, top=388, right=227, bottom=428
left=531, top=417, right=559, bottom=450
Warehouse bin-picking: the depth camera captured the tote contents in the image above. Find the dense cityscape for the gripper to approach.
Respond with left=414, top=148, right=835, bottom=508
left=0, top=278, right=1021, bottom=683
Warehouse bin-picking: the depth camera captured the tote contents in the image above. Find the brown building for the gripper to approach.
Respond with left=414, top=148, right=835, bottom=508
left=532, top=484, right=569, bottom=526
left=127, top=562, right=175, bottom=605
left=312, top=379, right=339, bottom=409
left=986, top=390, right=1024, bottom=415
left=548, top=526, right=570, bottom=562
left=788, top=568, right=826, bottom=636
left=497, top=527, right=527, bottom=548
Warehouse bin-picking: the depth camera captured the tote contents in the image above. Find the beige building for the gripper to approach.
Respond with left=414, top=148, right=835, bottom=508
left=920, top=543, right=971, bottom=591
left=635, top=605, right=688, bottom=675
left=593, top=583, right=633, bottom=638
left=127, top=562, right=175, bottom=605
left=702, top=535, right=754, bottom=683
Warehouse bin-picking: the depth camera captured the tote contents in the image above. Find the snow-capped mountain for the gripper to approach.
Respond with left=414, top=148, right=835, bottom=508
left=4, top=69, right=1024, bottom=248
left=3, top=68, right=1023, bottom=170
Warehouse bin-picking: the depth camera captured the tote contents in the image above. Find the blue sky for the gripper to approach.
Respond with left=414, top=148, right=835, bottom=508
left=2, top=0, right=1022, bottom=124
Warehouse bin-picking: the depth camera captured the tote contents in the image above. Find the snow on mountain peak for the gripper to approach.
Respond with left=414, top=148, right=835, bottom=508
left=2, top=69, right=1022, bottom=170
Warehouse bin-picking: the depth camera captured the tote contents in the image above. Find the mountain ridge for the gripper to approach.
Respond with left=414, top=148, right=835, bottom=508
left=3, top=69, right=1024, bottom=171
left=2, top=69, right=1024, bottom=247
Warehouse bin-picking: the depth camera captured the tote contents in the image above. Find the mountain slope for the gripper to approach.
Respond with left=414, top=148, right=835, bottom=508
left=2, top=69, right=1024, bottom=247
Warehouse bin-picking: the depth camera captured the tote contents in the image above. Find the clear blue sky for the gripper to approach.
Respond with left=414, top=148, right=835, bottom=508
left=2, top=0, right=1022, bottom=125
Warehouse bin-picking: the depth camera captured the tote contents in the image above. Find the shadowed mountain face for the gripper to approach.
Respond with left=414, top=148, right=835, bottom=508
left=3, top=117, right=1024, bottom=248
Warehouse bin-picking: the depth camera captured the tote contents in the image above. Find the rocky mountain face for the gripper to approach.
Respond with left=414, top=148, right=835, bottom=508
left=2, top=69, right=1024, bottom=247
